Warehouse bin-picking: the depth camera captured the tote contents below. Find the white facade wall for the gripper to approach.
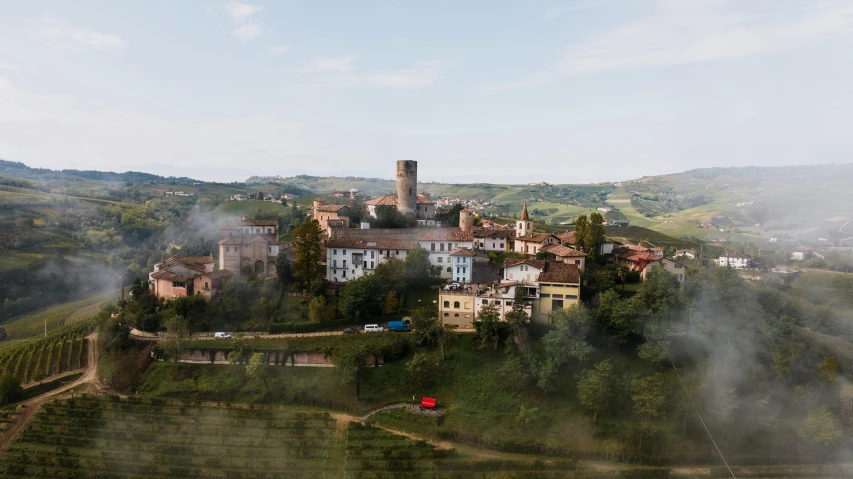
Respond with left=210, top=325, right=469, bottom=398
left=717, top=256, right=750, bottom=269
left=476, top=237, right=509, bottom=252
left=450, top=256, right=473, bottom=283
left=503, top=264, right=542, bottom=284
left=419, top=240, right=474, bottom=279
left=327, top=247, right=409, bottom=283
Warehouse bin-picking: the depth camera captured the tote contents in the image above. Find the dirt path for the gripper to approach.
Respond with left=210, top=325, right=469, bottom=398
left=0, top=332, right=99, bottom=454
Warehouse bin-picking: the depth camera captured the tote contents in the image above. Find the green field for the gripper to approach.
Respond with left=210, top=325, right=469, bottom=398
left=0, top=292, right=112, bottom=347
left=0, top=322, right=91, bottom=384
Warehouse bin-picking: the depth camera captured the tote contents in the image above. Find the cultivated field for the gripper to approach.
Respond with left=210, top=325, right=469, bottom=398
left=0, top=292, right=111, bottom=349
left=0, top=326, right=89, bottom=384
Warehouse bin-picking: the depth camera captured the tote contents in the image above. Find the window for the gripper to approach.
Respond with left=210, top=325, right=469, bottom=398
left=431, top=243, right=435, bottom=251
left=225, top=247, right=230, bottom=253
left=453, top=301, right=460, bottom=308
left=552, top=299, right=564, bottom=310
left=443, top=313, right=449, bottom=317
left=446, top=267, right=451, bottom=272
left=370, top=261, right=374, bottom=269
left=172, top=281, right=185, bottom=288
left=395, top=250, right=400, bottom=255
left=506, top=301, right=513, bottom=306
left=500, top=243, right=504, bottom=248
left=443, top=301, right=450, bottom=307
left=454, top=313, right=459, bottom=317
left=462, top=267, right=466, bottom=274
left=566, top=295, right=578, bottom=299
left=342, top=270, right=347, bottom=278
left=343, top=260, right=347, bottom=268
left=343, top=249, right=346, bottom=255
left=456, top=267, right=460, bottom=273
left=268, top=247, right=272, bottom=253
left=448, top=242, right=452, bottom=250
left=440, top=243, right=445, bottom=252
left=482, top=300, right=489, bottom=305
left=575, top=260, right=581, bottom=265
left=333, top=260, right=337, bottom=268
left=540, top=293, right=550, bottom=298
left=204, top=282, right=209, bottom=289
left=552, top=294, right=564, bottom=299
left=333, top=249, right=337, bottom=255
left=438, top=257, right=443, bottom=263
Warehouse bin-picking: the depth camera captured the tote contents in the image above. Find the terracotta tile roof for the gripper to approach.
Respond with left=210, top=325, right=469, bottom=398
left=240, top=219, right=277, bottom=226
left=619, top=250, right=663, bottom=262
left=171, top=255, right=214, bottom=265
left=557, top=231, right=575, bottom=244
left=541, top=244, right=587, bottom=258
left=417, top=195, right=435, bottom=205
left=364, top=195, right=398, bottom=206
left=206, top=270, right=234, bottom=280
left=159, top=259, right=207, bottom=273
left=515, top=232, right=557, bottom=244
left=503, top=258, right=546, bottom=269
left=326, top=239, right=419, bottom=250
left=538, top=262, right=580, bottom=284
left=473, top=229, right=514, bottom=239
left=316, top=204, right=349, bottom=212
left=520, top=203, right=530, bottom=220
left=417, top=229, right=473, bottom=241
left=151, top=270, right=197, bottom=282
left=449, top=248, right=477, bottom=257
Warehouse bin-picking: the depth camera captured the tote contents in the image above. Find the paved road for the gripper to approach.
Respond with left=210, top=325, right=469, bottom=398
left=0, top=332, right=99, bottom=453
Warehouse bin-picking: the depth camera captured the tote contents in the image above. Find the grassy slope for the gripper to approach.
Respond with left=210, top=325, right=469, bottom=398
left=0, top=292, right=112, bottom=351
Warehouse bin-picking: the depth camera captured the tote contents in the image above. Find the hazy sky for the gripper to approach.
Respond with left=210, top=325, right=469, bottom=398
left=1, top=0, right=853, bottom=183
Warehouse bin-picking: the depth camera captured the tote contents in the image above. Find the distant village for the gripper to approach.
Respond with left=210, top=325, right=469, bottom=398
left=148, top=161, right=707, bottom=328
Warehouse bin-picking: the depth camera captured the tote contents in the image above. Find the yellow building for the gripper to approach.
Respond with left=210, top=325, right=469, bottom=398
left=438, top=290, right=477, bottom=328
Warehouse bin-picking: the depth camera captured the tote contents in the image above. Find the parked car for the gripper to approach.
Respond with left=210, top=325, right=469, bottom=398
left=343, top=327, right=358, bottom=334
left=387, top=320, right=411, bottom=332
left=214, top=332, right=232, bottom=339
left=364, top=324, right=384, bottom=333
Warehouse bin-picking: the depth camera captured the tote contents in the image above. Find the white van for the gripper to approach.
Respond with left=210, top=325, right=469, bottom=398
left=363, top=324, right=383, bottom=333
left=214, top=332, right=232, bottom=339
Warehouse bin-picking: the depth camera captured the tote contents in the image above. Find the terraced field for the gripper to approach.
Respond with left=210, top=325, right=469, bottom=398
left=0, top=396, right=584, bottom=478
left=0, top=326, right=89, bottom=384
left=0, top=292, right=111, bottom=350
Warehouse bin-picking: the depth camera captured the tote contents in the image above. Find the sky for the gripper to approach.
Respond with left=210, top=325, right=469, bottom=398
left=1, top=0, right=853, bottom=184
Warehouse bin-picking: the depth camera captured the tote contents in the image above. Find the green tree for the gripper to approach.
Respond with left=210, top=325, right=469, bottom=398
left=173, top=295, right=208, bottom=331
left=585, top=212, right=605, bottom=261
left=371, top=205, right=409, bottom=228
left=473, top=301, right=502, bottom=350
left=402, top=248, right=442, bottom=290
left=505, top=286, right=530, bottom=349
left=573, top=215, right=589, bottom=252
left=308, top=296, right=328, bottom=323
left=275, top=251, right=294, bottom=291
left=637, top=323, right=670, bottom=365
left=637, top=265, right=681, bottom=315
left=542, top=304, right=594, bottom=365
left=577, top=359, right=614, bottom=423
left=817, top=356, right=839, bottom=387
left=406, top=352, right=430, bottom=390
left=594, top=290, right=640, bottom=344
left=382, top=290, right=400, bottom=315
left=632, top=373, right=668, bottom=450
left=226, top=336, right=252, bottom=364
left=349, top=197, right=367, bottom=225
left=336, top=347, right=367, bottom=400
left=163, top=315, right=190, bottom=363
left=246, top=352, right=270, bottom=394
left=516, top=404, right=540, bottom=429
left=840, top=385, right=853, bottom=427
left=292, top=219, right=324, bottom=285
left=0, top=374, right=23, bottom=406
left=798, top=404, right=842, bottom=446
left=338, top=275, right=387, bottom=321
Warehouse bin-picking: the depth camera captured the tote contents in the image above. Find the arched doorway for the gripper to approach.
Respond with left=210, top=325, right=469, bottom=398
left=254, top=260, right=265, bottom=275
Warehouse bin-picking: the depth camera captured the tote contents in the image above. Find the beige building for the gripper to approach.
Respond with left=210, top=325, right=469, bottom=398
left=149, top=255, right=233, bottom=299
left=313, top=199, right=351, bottom=232
left=365, top=194, right=436, bottom=219
left=540, top=244, right=587, bottom=271
left=218, top=218, right=281, bottom=278
left=439, top=291, right=478, bottom=328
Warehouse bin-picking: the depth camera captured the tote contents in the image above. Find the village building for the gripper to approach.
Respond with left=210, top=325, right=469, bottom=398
left=675, top=249, right=696, bottom=259
left=326, top=239, right=418, bottom=282
left=716, top=252, right=750, bottom=269
left=615, top=246, right=686, bottom=286
left=218, top=218, right=282, bottom=278
left=556, top=231, right=619, bottom=256
left=148, top=255, right=233, bottom=299
left=473, top=229, right=513, bottom=252
left=364, top=194, right=436, bottom=219
left=791, top=248, right=812, bottom=261
left=514, top=232, right=560, bottom=256
left=540, top=244, right=587, bottom=270
left=449, top=248, right=477, bottom=283
left=312, top=198, right=351, bottom=232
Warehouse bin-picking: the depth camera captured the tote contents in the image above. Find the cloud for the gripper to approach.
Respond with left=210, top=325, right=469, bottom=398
left=232, top=23, right=264, bottom=41
left=298, top=57, right=444, bottom=89
left=33, top=16, right=125, bottom=52
left=226, top=2, right=263, bottom=23
left=486, top=0, right=853, bottom=91
left=269, top=45, right=291, bottom=54
left=298, top=56, right=356, bottom=73
left=0, top=63, right=19, bottom=72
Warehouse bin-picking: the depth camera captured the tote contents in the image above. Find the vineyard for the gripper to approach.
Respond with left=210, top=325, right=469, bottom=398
left=0, top=324, right=89, bottom=384
left=0, top=396, right=585, bottom=478
left=0, top=292, right=111, bottom=351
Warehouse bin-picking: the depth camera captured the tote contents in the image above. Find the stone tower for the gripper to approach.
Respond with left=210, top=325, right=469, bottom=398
left=516, top=203, right=531, bottom=237
left=459, top=209, right=474, bottom=233
left=396, top=160, right=417, bottom=217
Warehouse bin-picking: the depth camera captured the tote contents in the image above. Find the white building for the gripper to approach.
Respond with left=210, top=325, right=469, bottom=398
left=417, top=229, right=475, bottom=280
left=716, top=252, right=750, bottom=269
left=675, top=249, right=696, bottom=259
left=473, top=229, right=513, bottom=252
left=326, top=239, right=417, bottom=283
left=449, top=248, right=476, bottom=283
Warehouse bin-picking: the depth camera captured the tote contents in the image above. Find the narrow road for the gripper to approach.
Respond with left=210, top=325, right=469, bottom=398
left=0, top=332, right=99, bottom=454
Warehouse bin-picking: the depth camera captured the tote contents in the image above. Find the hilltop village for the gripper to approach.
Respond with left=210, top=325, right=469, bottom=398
left=149, top=160, right=688, bottom=328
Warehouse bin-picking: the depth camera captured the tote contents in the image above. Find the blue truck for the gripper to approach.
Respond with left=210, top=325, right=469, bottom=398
left=386, top=320, right=411, bottom=332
